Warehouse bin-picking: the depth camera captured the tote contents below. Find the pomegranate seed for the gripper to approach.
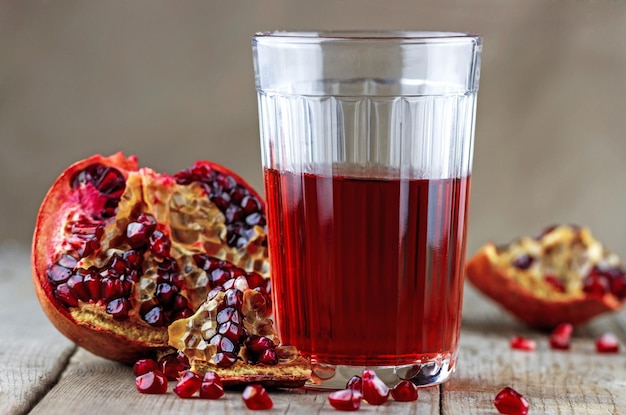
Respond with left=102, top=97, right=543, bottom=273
left=346, top=375, right=362, bottom=391
left=199, top=372, right=225, bottom=399
left=510, top=336, right=536, bottom=351
left=133, top=359, right=159, bottom=376
left=213, top=352, right=238, bottom=367
left=105, top=297, right=130, bottom=319
left=55, top=283, right=79, bottom=307
left=246, top=335, right=274, bottom=354
left=328, top=389, right=362, bottom=411
left=143, top=306, right=165, bottom=327
left=135, top=370, right=168, bottom=394
left=67, top=274, right=90, bottom=302
left=596, top=332, right=620, bottom=353
left=83, top=273, right=102, bottom=299
left=390, top=380, right=419, bottom=402
left=493, top=386, right=529, bottom=415
left=173, top=370, right=202, bottom=398
left=258, top=348, right=278, bottom=365
left=549, top=323, right=573, bottom=350
left=46, top=263, right=73, bottom=285
left=159, top=353, right=190, bottom=381
left=512, top=254, right=533, bottom=270
left=361, top=369, right=389, bottom=405
left=149, top=230, right=171, bottom=258
left=242, top=384, right=273, bottom=410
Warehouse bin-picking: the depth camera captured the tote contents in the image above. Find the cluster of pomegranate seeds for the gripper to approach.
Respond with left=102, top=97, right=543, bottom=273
left=549, top=323, right=573, bottom=350
left=328, top=389, right=362, bottom=411
left=583, top=265, right=626, bottom=299
left=195, top=254, right=272, bottom=313
left=493, top=387, right=530, bottom=415
left=245, top=334, right=278, bottom=365
left=510, top=336, right=537, bottom=351
left=242, top=385, right=273, bottom=410
left=595, top=332, right=620, bottom=353
left=174, top=164, right=267, bottom=249
left=330, top=370, right=418, bottom=411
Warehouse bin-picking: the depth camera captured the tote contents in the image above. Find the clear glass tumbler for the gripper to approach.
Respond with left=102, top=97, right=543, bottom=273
left=252, top=31, right=482, bottom=389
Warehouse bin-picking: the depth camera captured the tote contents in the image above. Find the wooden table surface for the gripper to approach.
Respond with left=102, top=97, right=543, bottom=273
left=2, top=244, right=625, bottom=415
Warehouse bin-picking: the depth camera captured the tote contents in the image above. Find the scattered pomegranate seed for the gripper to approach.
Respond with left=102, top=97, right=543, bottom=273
left=242, top=384, right=273, bottom=410
left=390, top=380, right=419, bottom=402
left=346, top=375, right=362, bottom=391
left=133, top=358, right=159, bottom=376
left=159, top=352, right=190, bottom=381
left=549, top=323, right=573, bottom=350
left=510, top=336, right=537, bottom=351
left=328, top=389, right=362, bottom=411
left=596, top=332, right=620, bottom=353
left=361, top=369, right=389, bottom=405
left=493, top=386, right=529, bottom=415
left=199, top=372, right=225, bottom=399
left=173, top=370, right=202, bottom=398
left=135, top=370, right=168, bottom=394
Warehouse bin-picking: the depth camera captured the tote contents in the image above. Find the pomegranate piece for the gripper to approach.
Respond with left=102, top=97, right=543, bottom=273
left=549, top=323, right=573, bottom=350
left=345, top=375, right=362, bottom=391
left=390, top=380, right=419, bottom=402
left=510, top=336, right=536, bottom=351
left=361, top=369, right=389, bottom=405
left=328, top=389, right=362, bottom=411
left=493, top=386, right=529, bottom=415
left=135, top=370, right=168, bottom=394
left=242, top=384, right=273, bottom=410
left=173, top=370, right=203, bottom=398
left=199, top=371, right=225, bottom=399
left=595, top=332, right=620, bottom=353
left=466, top=225, right=626, bottom=330
left=32, top=152, right=270, bottom=364
left=133, top=358, right=159, bottom=376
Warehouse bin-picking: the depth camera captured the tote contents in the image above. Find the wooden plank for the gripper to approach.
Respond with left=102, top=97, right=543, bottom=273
left=0, top=246, right=76, bottom=415
left=28, top=347, right=441, bottom=414
left=447, top=285, right=626, bottom=414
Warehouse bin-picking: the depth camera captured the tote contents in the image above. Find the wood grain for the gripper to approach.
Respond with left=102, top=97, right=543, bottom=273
left=2, top=245, right=626, bottom=414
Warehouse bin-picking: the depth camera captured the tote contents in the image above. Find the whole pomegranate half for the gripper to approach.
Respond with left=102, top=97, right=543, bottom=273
left=466, top=225, right=626, bottom=330
left=32, top=152, right=269, bottom=363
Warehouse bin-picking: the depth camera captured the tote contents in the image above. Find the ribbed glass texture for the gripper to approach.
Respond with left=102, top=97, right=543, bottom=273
left=258, top=90, right=476, bottom=179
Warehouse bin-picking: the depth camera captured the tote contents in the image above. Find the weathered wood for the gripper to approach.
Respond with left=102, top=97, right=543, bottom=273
left=3, top=244, right=626, bottom=414
left=0, top=246, right=75, bottom=415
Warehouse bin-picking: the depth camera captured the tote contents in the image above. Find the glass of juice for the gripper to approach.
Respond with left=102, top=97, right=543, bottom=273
left=252, top=31, right=482, bottom=388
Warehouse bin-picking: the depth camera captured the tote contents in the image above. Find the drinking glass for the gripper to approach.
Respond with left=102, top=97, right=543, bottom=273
left=252, top=31, right=482, bottom=388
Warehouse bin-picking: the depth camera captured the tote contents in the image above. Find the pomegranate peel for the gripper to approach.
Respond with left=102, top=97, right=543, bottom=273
left=466, top=225, right=625, bottom=330
left=32, top=153, right=270, bottom=364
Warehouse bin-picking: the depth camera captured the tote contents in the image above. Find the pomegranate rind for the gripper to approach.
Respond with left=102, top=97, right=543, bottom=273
left=466, top=243, right=622, bottom=330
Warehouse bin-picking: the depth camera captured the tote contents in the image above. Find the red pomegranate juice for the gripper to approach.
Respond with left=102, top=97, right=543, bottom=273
left=264, top=167, right=471, bottom=366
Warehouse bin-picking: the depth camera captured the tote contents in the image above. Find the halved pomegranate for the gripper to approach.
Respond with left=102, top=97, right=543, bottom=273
left=32, top=153, right=269, bottom=364
left=466, top=225, right=626, bottom=330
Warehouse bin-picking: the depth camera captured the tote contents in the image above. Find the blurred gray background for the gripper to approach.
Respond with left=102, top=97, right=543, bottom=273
left=2, top=0, right=626, bottom=258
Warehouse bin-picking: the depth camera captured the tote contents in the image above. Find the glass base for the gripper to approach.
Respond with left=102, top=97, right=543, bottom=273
left=306, top=352, right=456, bottom=389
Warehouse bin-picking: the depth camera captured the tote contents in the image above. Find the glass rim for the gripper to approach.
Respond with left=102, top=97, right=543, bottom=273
left=253, top=30, right=481, bottom=44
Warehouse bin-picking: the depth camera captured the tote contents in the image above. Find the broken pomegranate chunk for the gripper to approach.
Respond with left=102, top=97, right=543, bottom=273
left=549, top=323, right=573, bottom=350
left=135, top=370, right=168, bottom=394
left=328, top=389, right=362, bottom=411
left=466, top=225, right=626, bottom=330
left=242, top=384, right=273, bottom=410
left=510, top=336, right=536, bottom=351
left=493, top=386, right=529, bottom=415
left=361, top=369, right=389, bottom=405
left=32, top=153, right=270, bottom=364
left=390, top=380, right=419, bottom=402
left=595, top=332, right=620, bottom=353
